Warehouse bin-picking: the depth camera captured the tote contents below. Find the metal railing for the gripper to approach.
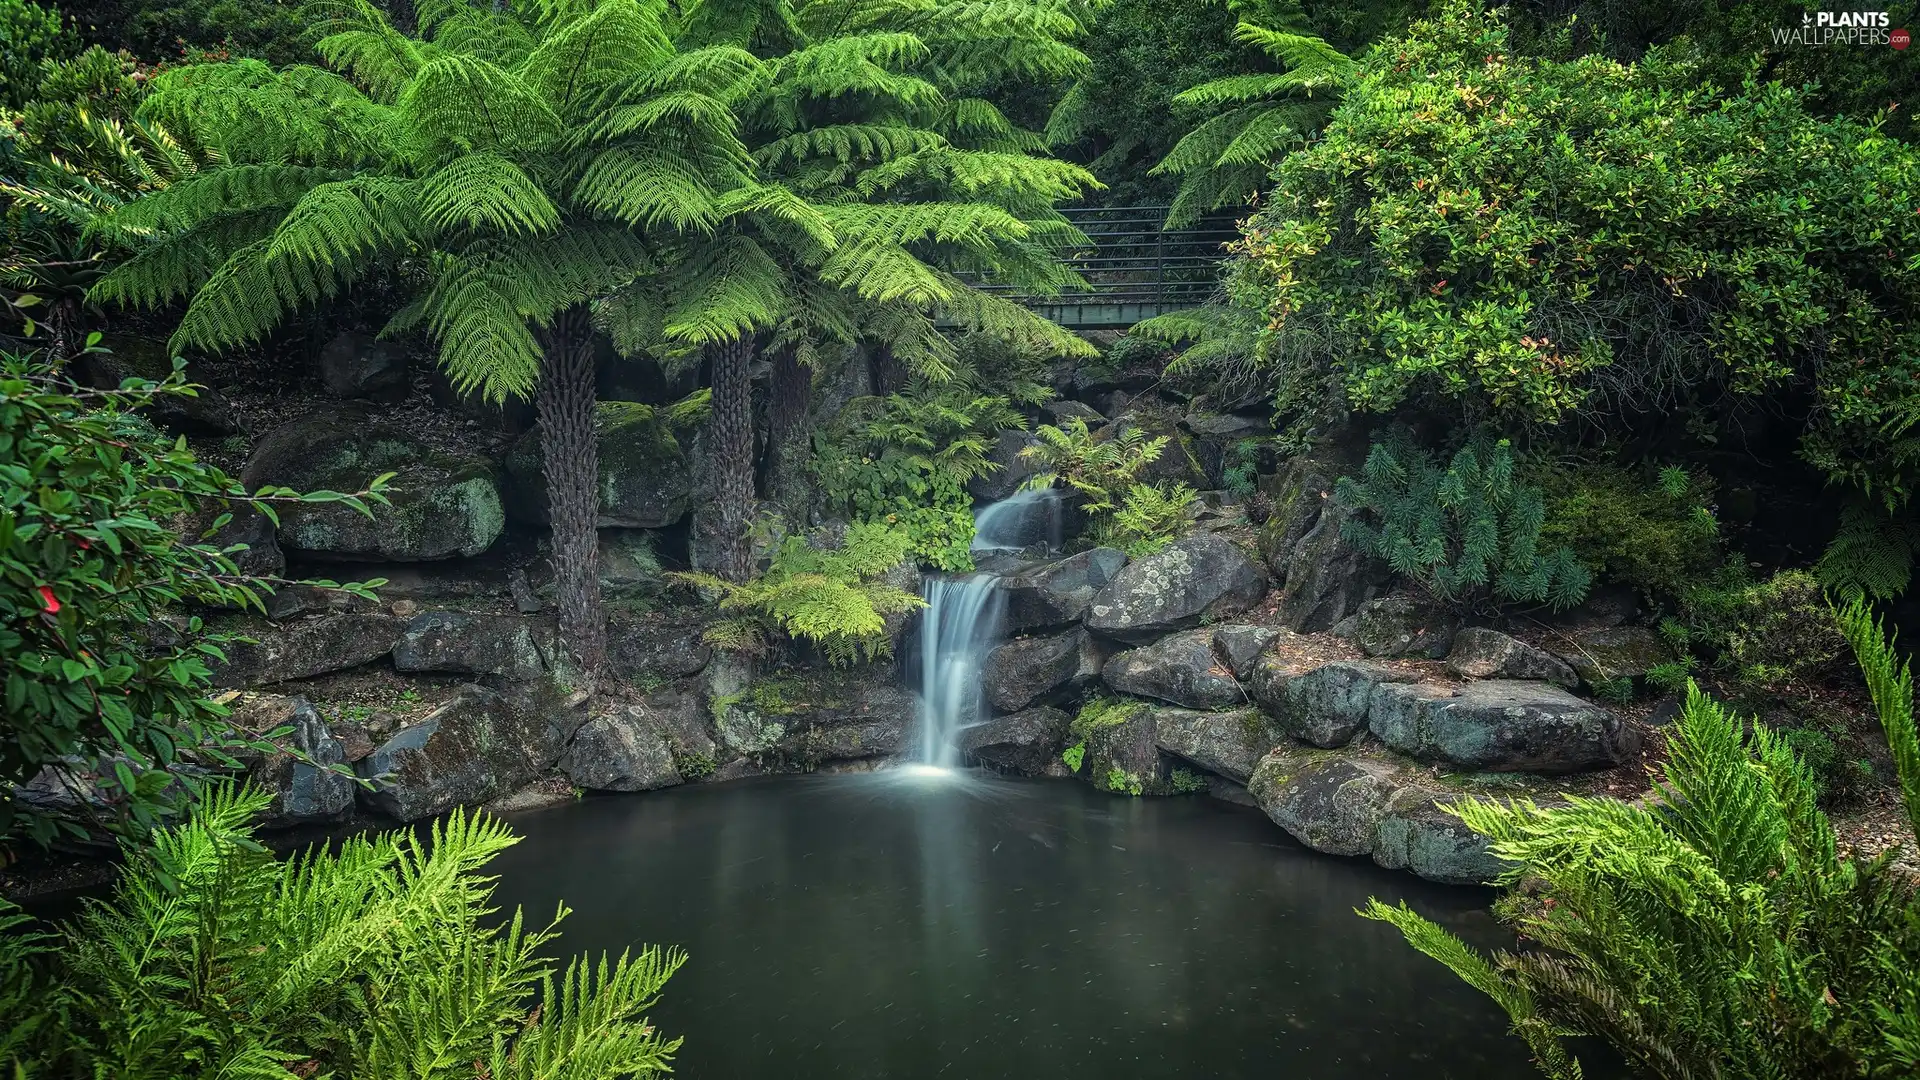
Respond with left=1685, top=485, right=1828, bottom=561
left=963, top=205, right=1241, bottom=329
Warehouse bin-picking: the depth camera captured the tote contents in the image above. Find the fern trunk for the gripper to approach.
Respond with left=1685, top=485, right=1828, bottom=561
left=538, top=309, right=606, bottom=676
left=868, top=342, right=906, bottom=397
left=764, top=346, right=813, bottom=524
left=709, top=335, right=757, bottom=583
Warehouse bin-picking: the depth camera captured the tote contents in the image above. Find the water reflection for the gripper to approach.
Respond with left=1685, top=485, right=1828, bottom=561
left=488, top=773, right=1563, bottom=1079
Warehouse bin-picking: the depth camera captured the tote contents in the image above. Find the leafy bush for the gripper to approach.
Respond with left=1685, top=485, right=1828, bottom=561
left=675, top=522, right=923, bottom=666
left=0, top=784, right=685, bottom=1079
left=1677, top=568, right=1848, bottom=693
left=0, top=347, right=386, bottom=845
left=1023, top=417, right=1167, bottom=514
left=1233, top=0, right=1920, bottom=509
left=1364, top=598, right=1920, bottom=1078
left=1337, top=430, right=1590, bottom=611
left=811, top=387, right=1026, bottom=571
left=0, top=0, right=71, bottom=110
left=1534, top=460, right=1720, bottom=600
left=1101, top=481, right=1198, bottom=556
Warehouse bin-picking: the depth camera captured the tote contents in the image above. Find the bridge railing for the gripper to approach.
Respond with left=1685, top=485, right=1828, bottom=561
left=960, top=205, right=1242, bottom=329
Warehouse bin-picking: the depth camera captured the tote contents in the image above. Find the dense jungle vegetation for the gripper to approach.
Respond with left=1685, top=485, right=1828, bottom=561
left=6, top=0, right=1920, bottom=1076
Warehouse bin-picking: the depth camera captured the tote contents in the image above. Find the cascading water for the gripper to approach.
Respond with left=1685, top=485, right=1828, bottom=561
left=969, top=485, right=1064, bottom=554
left=914, top=573, right=1004, bottom=767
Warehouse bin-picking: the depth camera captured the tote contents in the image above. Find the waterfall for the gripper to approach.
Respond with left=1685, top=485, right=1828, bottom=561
left=914, top=573, right=1004, bottom=767
left=970, top=485, right=1064, bottom=554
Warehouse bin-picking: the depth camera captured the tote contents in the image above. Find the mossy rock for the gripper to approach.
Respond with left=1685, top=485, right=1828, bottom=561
left=243, top=413, right=504, bottom=561
left=502, top=401, right=692, bottom=529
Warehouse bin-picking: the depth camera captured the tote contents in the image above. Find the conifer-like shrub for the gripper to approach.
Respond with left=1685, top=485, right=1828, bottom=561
left=675, top=522, right=923, bottom=666
left=0, top=784, right=685, bottom=1080
left=1337, top=431, right=1589, bottom=612
left=1363, top=597, right=1920, bottom=1078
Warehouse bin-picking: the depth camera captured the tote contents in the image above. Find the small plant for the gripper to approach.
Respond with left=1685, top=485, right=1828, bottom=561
left=1644, top=658, right=1696, bottom=694
left=1099, top=482, right=1199, bottom=556
left=1680, top=567, right=1848, bottom=693
left=1170, top=767, right=1208, bottom=794
left=1061, top=743, right=1086, bottom=773
left=1588, top=675, right=1635, bottom=705
left=675, top=749, right=718, bottom=782
left=673, top=523, right=923, bottom=666
left=1104, top=766, right=1144, bottom=797
left=1534, top=459, right=1721, bottom=599
left=1023, top=417, right=1167, bottom=515
left=1338, top=429, right=1590, bottom=612
left=1222, top=438, right=1264, bottom=497
left=0, top=784, right=685, bottom=1078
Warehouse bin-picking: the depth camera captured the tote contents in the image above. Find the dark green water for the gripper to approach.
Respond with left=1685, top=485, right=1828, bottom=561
left=488, top=771, right=1550, bottom=1080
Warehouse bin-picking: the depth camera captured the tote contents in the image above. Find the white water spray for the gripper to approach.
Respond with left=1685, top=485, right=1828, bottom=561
left=914, top=573, right=1004, bottom=767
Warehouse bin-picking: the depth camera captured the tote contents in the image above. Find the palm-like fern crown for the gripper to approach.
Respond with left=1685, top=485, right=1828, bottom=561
left=91, top=0, right=761, bottom=402
left=631, top=0, right=1102, bottom=380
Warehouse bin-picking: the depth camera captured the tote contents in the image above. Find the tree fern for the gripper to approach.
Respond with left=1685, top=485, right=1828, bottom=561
left=1819, top=500, right=1917, bottom=601
left=1837, top=597, right=1920, bottom=838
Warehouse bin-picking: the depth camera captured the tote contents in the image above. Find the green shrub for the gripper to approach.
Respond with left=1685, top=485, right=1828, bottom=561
left=1364, top=597, right=1920, bottom=1077
left=1099, top=481, right=1198, bottom=556
left=674, top=522, right=923, bottom=666
left=811, top=387, right=1027, bottom=571
left=0, top=784, right=685, bottom=1079
left=1024, top=418, right=1197, bottom=553
left=1337, top=430, right=1590, bottom=611
left=0, top=0, right=71, bottom=110
left=1679, top=567, right=1848, bottom=692
left=0, top=347, right=387, bottom=845
left=1535, top=460, right=1720, bottom=599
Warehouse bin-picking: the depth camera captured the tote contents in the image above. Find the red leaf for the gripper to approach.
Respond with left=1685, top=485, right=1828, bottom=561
left=36, top=585, right=60, bottom=614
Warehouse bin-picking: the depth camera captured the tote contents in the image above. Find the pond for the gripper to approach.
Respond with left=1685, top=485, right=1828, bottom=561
left=490, top=770, right=1565, bottom=1079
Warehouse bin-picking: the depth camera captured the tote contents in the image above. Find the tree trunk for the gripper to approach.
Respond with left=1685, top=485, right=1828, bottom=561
left=763, top=346, right=814, bottom=522
left=868, top=342, right=906, bottom=397
left=537, top=308, right=606, bottom=677
left=709, top=335, right=757, bottom=583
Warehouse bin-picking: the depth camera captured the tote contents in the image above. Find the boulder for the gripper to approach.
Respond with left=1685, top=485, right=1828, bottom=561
left=501, top=401, right=693, bottom=529
left=1446, top=627, right=1577, bottom=688
left=1274, top=502, right=1382, bottom=631
left=1112, top=410, right=1208, bottom=490
left=211, top=613, right=405, bottom=687
left=357, top=684, right=562, bottom=821
left=319, top=331, right=408, bottom=401
left=998, top=548, right=1128, bottom=633
left=561, top=705, right=684, bottom=791
left=983, top=627, right=1102, bottom=713
left=232, top=694, right=355, bottom=829
left=1248, top=747, right=1401, bottom=857
left=208, top=508, right=284, bottom=580
left=1150, top=706, right=1284, bottom=783
left=1255, top=453, right=1344, bottom=582
left=243, top=414, right=504, bottom=561
left=1084, top=533, right=1266, bottom=643
left=1557, top=625, right=1671, bottom=687
left=1101, top=629, right=1246, bottom=710
left=967, top=429, right=1042, bottom=502
left=1210, top=625, right=1280, bottom=678
left=1076, top=698, right=1166, bottom=795
left=1372, top=788, right=1509, bottom=886
left=956, top=707, right=1071, bottom=776
left=1071, top=352, right=1162, bottom=398
left=1250, top=655, right=1418, bottom=748
left=1042, top=400, right=1105, bottom=425
left=608, top=613, right=714, bottom=680
left=80, top=335, right=237, bottom=435
left=392, top=611, right=553, bottom=681
left=485, top=776, right=578, bottom=814
left=1340, top=596, right=1459, bottom=659
left=771, top=675, right=917, bottom=767
left=1368, top=679, right=1631, bottom=773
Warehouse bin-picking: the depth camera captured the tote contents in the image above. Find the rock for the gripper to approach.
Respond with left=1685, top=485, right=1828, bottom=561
left=608, top=614, right=713, bottom=680
left=390, top=599, right=420, bottom=619
left=392, top=611, right=552, bottom=681
left=1210, top=625, right=1279, bottom=679
left=956, top=707, right=1071, bottom=776
left=1072, top=353, right=1162, bottom=398
left=769, top=672, right=917, bottom=767
left=232, top=694, right=355, bottom=828
left=1274, top=502, right=1382, bottom=632
left=212, top=613, right=404, bottom=687
left=967, top=429, right=1042, bottom=502
left=508, top=569, right=542, bottom=613
left=1342, top=596, right=1459, bottom=659
left=208, top=508, right=284, bottom=579
left=1112, top=410, right=1208, bottom=490
left=596, top=529, right=665, bottom=598
left=1043, top=400, right=1105, bottom=425
left=1369, top=680, right=1632, bottom=773
left=561, top=705, right=684, bottom=791
left=1446, top=627, right=1577, bottom=688
left=1184, top=412, right=1269, bottom=438
left=356, top=684, right=560, bottom=821
left=1248, top=746, right=1401, bottom=857
left=80, top=335, right=237, bottom=435
left=485, top=776, right=577, bottom=814
left=1557, top=626, right=1671, bottom=687
left=1372, top=788, right=1509, bottom=886
left=243, top=414, right=504, bottom=562
left=1084, top=533, right=1266, bottom=643
left=982, top=627, right=1101, bottom=713
left=998, top=548, right=1128, bottom=633
left=332, top=721, right=376, bottom=763
left=1250, top=655, right=1418, bottom=748
left=1150, top=706, right=1284, bottom=783
left=1077, top=698, right=1166, bottom=795
left=1536, top=583, right=1638, bottom=632
left=1256, top=453, right=1342, bottom=584
left=319, top=331, right=408, bottom=401
left=1205, top=775, right=1259, bottom=807
left=1101, top=629, right=1245, bottom=710
left=501, top=401, right=692, bottom=529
